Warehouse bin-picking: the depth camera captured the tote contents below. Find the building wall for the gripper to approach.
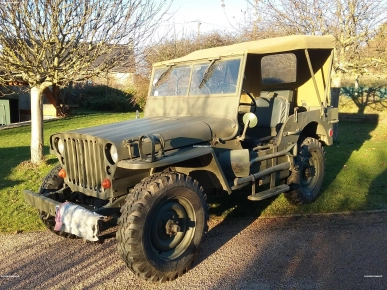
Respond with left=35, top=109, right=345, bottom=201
left=1, top=86, right=58, bottom=123
left=91, top=72, right=134, bottom=89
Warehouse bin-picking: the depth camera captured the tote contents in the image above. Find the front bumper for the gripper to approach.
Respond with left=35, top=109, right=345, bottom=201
left=24, top=190, right=60, bottom=215
left=24, top=190, right=106, bottom=241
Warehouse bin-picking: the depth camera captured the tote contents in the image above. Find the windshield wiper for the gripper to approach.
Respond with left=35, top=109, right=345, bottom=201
left=153, top=65, right=174, bottom=87
left=199, top=59, right=218, bottom=89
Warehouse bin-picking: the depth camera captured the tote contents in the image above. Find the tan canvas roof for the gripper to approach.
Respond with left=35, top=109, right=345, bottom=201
left=155, top=35, right=335, bottom=66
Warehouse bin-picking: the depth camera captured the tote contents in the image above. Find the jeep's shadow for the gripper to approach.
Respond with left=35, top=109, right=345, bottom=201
left=322, top=116, right=378, bottom=192
left=195, top=115, right=378, bottom=267
left=195, top=188, right=276, bottom=264
left=368, top=163, right=387, bottom=210
left=193, top=182, right=278, bottom=267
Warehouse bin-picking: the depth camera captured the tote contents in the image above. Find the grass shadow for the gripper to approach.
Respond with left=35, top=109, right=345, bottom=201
left=323, top=117, right=378, bottom=193
left=367, top=155, right=387, bottom=210
left=0, top=146, right=31, bottom=187
left=341, top=86, right=387, bottom=114
left=198, top=115, right=380, bottom=267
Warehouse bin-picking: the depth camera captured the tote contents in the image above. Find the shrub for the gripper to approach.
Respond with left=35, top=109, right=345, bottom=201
left=123, top=74, right=149, bottom=110
left=73, top=85, right=137, bottom=112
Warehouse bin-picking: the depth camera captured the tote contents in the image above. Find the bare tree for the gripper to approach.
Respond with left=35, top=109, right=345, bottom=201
left=129, top=31, right=238, bottom=107
left=362, top=21, right=387, bottom=75
left=145, top=31, right=237, bottom=65
left=226, top=0, right=387, bottom=84
left=0, top=0, right=171, bottom=164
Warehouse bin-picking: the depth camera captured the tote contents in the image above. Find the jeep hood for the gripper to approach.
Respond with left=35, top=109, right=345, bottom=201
left=53, top=116, right=236, bottom=159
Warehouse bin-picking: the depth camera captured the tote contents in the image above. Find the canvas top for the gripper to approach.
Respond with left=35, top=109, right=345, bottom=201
left=154, top=35, right=335, bottom=66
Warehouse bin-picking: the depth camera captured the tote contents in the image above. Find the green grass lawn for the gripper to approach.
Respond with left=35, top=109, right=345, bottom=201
left=263, top=120, right=387, bottom=215
left=0, top=112, right=138, bottom=233
left=1, top=111, right=387, bottom=233
left=208, top=121, right=387, bottom=219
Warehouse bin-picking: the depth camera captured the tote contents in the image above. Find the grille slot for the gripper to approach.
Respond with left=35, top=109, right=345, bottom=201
left=63, top=137, right=105, bottom=194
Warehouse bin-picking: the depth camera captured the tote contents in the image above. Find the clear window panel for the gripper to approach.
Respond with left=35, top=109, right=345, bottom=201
left=151, top=66, right=191, bottom=96
left=261, top=54, right=296, bottom=84
left=189, top=59, right=241, bottom=95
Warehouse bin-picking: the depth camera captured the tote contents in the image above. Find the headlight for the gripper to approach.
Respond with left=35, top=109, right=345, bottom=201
left=57, top=139, right=65, bottom=154
left=110, top=144, right=118, bottom=164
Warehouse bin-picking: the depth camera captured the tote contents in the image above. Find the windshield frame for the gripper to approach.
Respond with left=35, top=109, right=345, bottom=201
left=149, top=56, right=243, bottom=98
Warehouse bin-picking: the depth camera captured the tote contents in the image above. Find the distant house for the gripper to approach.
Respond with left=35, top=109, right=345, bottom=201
left=0, top=85, right=31, bottom=124
left=0, top=96, right=19, bottom=125
left=89, top=51, right=135, bottom=89
left=0, top=45, right=134, bottom=124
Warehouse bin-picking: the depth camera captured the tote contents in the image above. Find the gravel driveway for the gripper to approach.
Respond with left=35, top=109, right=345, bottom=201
left=1, top=211, right=386, bottom=290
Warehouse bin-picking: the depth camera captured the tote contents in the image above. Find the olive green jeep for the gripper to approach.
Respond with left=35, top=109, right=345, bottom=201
left=24, top=35, right=339, bottom=282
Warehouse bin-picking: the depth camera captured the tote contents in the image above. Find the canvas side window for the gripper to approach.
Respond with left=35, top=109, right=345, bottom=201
left=261, top=53, right=296, bottom=84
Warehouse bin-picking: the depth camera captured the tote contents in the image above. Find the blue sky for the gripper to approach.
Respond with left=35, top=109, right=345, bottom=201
left=158, top=0, right=248, bottom=37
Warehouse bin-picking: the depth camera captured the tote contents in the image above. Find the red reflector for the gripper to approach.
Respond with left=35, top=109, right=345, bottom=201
left=102, top=178, right=111, bottom=189
left=58, top=169, right=66, bottom=178
left=329, top=129, right=333, bottom=137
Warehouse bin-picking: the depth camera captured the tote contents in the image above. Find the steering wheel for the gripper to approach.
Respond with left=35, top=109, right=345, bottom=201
left=240, top=89, right=257, bottom=113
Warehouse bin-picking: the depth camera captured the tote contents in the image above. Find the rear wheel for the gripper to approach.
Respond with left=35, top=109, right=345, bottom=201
left=285, top=137, right=325, bottom=205
left=116, top=172, right=208, bottom=282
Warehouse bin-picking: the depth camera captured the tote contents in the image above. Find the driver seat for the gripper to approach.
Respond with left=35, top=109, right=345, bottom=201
left=241, top=92, right=291, bottom=146
left=255, top=93, right=290, bottom=136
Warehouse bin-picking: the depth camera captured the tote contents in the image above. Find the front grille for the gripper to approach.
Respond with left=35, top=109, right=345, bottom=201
left=62, top=136, right=106, bottom=195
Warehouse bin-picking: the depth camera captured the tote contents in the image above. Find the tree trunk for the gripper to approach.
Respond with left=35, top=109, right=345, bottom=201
left=30, top=86, right=44, bottom=164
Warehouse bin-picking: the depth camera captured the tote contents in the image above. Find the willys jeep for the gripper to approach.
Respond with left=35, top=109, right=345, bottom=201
left=24, top=35, right=339, bottom=282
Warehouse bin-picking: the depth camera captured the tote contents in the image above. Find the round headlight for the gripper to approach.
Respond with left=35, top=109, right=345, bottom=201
left=110, top=144, right=118, bottom=163
left=57, top=139, right=65, bottom=154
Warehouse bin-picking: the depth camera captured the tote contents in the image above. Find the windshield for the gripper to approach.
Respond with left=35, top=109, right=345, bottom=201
left=150, top=58, right=241, bottom=97
left=151, top=66, right=191, bottom=96
left=190, top=59, right=240, bottom=95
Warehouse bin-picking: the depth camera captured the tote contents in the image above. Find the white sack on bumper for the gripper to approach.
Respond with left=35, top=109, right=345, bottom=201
left=54, top=202, right=104, bottom=241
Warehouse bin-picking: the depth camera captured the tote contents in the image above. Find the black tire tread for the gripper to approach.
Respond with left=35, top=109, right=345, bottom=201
left=116, top=172, right=208, bottom=282
left=285, top=137, right=325, bottom=205
left=39, top=164, right=63, bottom=194
left=39, top=164, right=77, bottom=239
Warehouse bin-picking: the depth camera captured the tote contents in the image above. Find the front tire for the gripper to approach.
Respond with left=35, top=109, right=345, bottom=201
left=285, top=137, right=325, bottom=205
left=39, top=164, right=76, bottom=239
left=116, top=172, right=208, bottom=282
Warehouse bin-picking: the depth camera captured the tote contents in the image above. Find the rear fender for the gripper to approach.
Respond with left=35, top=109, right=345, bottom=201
left=279, top=111, right=335, bottom=148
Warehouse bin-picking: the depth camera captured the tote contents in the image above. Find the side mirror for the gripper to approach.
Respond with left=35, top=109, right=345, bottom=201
left=237, top=113, right=258, bottom=142
left=242, top=112, right=258, bottom=128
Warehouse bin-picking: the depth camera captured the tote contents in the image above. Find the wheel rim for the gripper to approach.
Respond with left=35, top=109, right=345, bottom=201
left=300, top=153, right=318, bottom=192
left=149, top=192, right=196, bottom=260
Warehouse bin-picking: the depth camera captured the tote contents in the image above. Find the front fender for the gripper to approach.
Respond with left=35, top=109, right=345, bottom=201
left=117, top=146, right=231, bottom=193
left=117, top=146, right=214, bottom=170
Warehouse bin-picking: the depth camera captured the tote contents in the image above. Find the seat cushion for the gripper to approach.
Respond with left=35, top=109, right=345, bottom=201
left=256, top=95, right=289, bottom=129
